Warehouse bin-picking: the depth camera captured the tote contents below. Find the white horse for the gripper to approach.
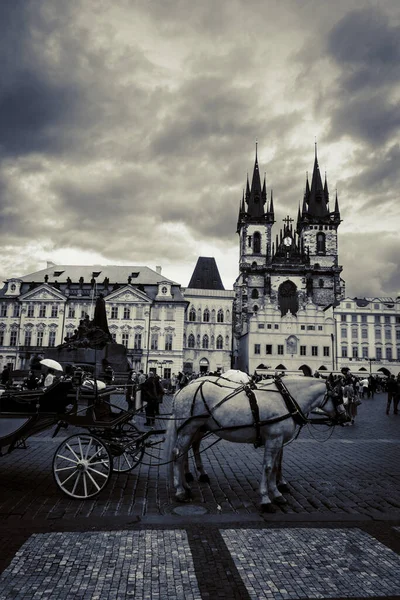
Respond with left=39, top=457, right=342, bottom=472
left=165, top=375, right=343, bottom=512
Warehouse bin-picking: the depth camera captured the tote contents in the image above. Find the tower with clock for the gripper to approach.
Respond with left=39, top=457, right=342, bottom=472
left=233, top=144, right=345, bottom=373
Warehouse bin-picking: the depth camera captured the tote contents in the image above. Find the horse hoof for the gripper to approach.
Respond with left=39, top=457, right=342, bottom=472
left=185, top=472, right=194, bottom=483
left=261, top=503, right=276, bottom=513
left=199, top=474, right=210, bottom=483
left=277, top=483, right=290, bottom=494
left=274, top=495, right=287, bottom=505
left=176, top=491, right=192, bottom=503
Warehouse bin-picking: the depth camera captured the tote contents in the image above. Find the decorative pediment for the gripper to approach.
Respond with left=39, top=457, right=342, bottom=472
left=105, top=285, right=150, bottom=303
left=20, top=284, right=66, bottom=302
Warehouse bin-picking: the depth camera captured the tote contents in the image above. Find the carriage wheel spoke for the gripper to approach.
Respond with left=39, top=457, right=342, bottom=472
left=87, top=466, right=108, bottom=478
left=54, top=465, right=77, bottom=473
left=59, top=469, right=79, bottom=486
left=83, top=437, right=93, bottom=459
left=71, top=471, right=82, bottom=494
left=82, top=472, right=88, bottom=497
left=65, top=443, right=81, bottom=462
left=55, top=454, right=79, bottom=465
left=86, top=470, right=101, bottom=491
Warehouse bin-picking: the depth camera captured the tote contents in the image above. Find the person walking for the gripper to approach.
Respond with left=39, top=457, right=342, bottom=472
left=1, top=365, right=11, bottom=387
left=386, top=374, right=398, bottom=415
left=141, top=372, right=159, bottom=426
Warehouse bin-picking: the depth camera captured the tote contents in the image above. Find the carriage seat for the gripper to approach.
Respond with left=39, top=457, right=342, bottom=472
left=0, top=379, right=74, bottom=414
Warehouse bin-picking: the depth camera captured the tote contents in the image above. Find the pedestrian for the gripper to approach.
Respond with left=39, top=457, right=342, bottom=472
left=125, top=369, right=136, bottom=411
left=386, top=374, right=398, bottom=415
left=170, top=373, right=177, bottom=393
left=25, top=370, right=39, bottom=390
left=141, top=372, right=159, bottom=426
left=104, top=364, right=114, bottom=385
left=344, top=380, right=357, bottom=425
left=179, top=372, right=189, bottom=389
left=44, top=368, right=55, bottom=388
left=1, top=365, right=11, bottom=387
left=154, top=374, right=164, bottom=414
left=360, top=377, right=369, bottom=398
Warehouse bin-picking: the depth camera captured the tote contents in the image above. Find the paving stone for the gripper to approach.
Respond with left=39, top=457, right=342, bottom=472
left=0, top=530, right=202, bottom=600
left=221, top=527, right=400, bottom=599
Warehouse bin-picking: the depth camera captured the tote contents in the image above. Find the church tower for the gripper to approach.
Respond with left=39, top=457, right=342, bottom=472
left=234, top=145, right=274, bottom=336
left=296, top=144, right=343, bottom=305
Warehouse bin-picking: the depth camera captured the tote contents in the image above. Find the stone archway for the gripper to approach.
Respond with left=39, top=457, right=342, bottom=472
left=199, top=357, right=209, bottom=374
left=299, top=364, right=312, bottom=377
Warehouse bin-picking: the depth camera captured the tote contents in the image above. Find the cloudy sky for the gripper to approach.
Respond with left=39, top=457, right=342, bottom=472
left=0, top=0, right=399, bottom=298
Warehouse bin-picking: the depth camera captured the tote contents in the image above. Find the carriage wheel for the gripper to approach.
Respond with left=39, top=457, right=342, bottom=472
left=112, top=446, right=145, bottom=472
left=111, top=423, right=145, bottom=472
left=53, top=434, right=112, bottom=499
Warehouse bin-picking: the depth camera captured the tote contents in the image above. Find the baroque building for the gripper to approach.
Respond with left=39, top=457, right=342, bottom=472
left=0, top=265, right=187, bottom=378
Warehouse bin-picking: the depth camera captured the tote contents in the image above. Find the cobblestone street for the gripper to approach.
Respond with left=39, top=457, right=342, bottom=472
left=0, top=392, right=399, bottom=599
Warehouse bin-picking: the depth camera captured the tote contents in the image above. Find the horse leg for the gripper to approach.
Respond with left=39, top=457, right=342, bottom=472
left=173, top=424, right=203, bottom=502
left=192, top=430, right=210, bottom=483
left=276, top=447, right=290, bottom=494
left=260, top=440, right=287, bottom=512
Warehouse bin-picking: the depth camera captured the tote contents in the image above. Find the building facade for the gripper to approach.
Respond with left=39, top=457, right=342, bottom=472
left=0, top=265, right=187, bottom=378
left=334, top=297, right=400, bottom=376
left=182, top=257, right=234, bottom=374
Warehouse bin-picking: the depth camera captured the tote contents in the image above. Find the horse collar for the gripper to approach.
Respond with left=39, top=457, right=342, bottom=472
left=274, top=377, right=310, bottom=426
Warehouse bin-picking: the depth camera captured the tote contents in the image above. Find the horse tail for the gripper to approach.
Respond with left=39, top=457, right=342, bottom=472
left=163, top=393, right=180, bottom=477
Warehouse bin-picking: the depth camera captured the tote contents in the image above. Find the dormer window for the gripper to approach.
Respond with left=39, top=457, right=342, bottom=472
left=10, top=284, right=16, bottom=292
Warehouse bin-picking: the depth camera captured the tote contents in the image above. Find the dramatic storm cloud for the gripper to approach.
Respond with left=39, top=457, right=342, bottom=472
left=0, top=0, right=399, bottom=297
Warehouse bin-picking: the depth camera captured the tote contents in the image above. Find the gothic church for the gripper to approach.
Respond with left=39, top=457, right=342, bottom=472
left=233, top=145, right=345, bottom=375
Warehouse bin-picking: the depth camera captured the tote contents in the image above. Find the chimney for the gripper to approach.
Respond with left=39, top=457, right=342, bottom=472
left=156, top=266, right=162, bottom=274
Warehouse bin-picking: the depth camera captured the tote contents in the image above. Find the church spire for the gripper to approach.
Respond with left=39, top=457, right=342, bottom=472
left=307, top=144, right=329, bottom=218
left=246, top=144, right=265, bottom=218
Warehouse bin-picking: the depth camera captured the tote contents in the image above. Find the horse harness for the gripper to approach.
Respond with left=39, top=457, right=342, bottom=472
left=178, top=376, right=313, bottom=447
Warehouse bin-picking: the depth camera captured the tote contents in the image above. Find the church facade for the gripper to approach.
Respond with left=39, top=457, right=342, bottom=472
left=233, top=146, right=346, bottom=375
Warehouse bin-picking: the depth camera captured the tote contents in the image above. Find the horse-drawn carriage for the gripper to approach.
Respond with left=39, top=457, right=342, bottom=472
left=0, top=364, right=165, bottom=499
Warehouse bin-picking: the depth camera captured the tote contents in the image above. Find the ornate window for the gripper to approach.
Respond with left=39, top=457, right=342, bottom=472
left=0, top=304, right=7, bottom=317
left=123, top=306, right=130, bottom=320
left=134, top=333, right=142, bottom=349
left=316, top=232, right=326, bottom=254
left=13, top=304, right=20, bottom=317
left=24, top=331, right=32, bottom=346
left=37, top=331, right=44, bottom=347
left=27, top=304, right=35, bottom=318
left=150, top=333, right=158, bottom=350
left=188, top=334, right=195, bottom=348
left=217, top=309, right=224, bottom=323
left=39, top=304, right=46, bottom=318
left=51, top=305, right=58, bottom=318
left=68, top=306, right=75, bottom=318
left=216, top=335, right=223, bottom=349
left=122, top=333, right=129, bottom=347
left=251, top=289, right=259, bottom=299
left=111, top=306, right=118, bottom=319
left=165, top=333, right=173, bottom=351
left=203, top=309, right=210, bottom=322
left=48, top=331, right=56, bottom=347
left=189, top=307, right=196, bottom=321
left=202, top=334, right=209, bottom=349
left=9, top=330, right=17, bottom=346
left=253, top=232, right=261, bottom=253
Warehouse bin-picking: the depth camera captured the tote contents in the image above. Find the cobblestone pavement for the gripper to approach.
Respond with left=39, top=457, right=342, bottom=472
left=0, top=391, right=399, bottom=599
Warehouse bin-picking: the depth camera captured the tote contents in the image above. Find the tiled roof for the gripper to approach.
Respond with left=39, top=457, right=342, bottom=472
left=16, top=265, right=178, bottom=286
left=187, top=257, right=225, bottom=290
